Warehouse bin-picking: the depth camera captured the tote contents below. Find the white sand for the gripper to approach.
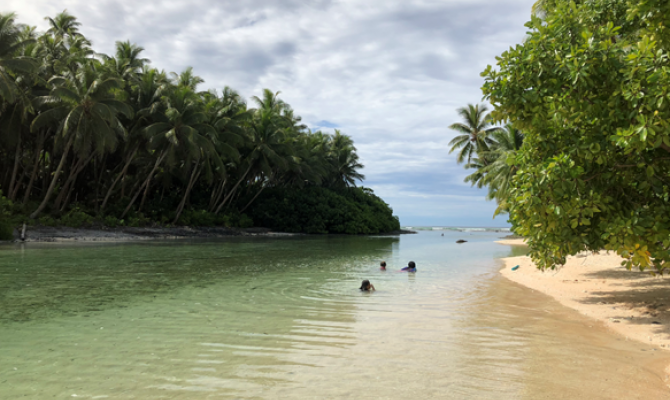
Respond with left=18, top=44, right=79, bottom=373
left=499, top=242, right=670, bottom=382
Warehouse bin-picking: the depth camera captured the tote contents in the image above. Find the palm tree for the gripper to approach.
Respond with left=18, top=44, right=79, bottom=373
left=213, top=98, right=291, bottom=214
left=99, top=67, right=167, bottom=213
left=0, top=13, right=36, bottom=103
left=120, top=85, right=215, bottom=220
left=29, top=65, right=132, bottom=219
left=463, top=124, right=524, bottom=216
left=448, top=104, right=502, bottom=165
left=326, top=130, right=364, bottom=188
left=45, top=10, right=82, bottom=38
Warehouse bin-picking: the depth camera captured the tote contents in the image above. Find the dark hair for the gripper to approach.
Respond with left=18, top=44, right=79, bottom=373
left=408, top=261, right=416, bottom=269
left=360, top=279, right=371, bottom=290
left=380, top=261, right=386, bottom=267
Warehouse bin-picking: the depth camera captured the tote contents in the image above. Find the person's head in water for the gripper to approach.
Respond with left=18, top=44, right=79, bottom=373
left=402, top=261, right=417, bottom=272
left=360, top=279, right=375, bottom=291
left=380, top=261, right=386, bottom=270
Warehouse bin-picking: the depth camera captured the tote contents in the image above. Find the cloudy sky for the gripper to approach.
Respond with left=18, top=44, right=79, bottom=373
left=4, top=0, right=535, bottom=227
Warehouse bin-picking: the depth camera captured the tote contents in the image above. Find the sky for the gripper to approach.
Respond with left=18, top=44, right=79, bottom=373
left=3, top=0, right=536, bottom=227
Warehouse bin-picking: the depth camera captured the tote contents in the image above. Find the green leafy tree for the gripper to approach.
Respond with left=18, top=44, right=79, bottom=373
left=482, top=0, right=670, bottom=272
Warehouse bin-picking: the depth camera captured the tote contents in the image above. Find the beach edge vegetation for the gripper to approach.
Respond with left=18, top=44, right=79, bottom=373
left=0, top=11, right=399, bottom=236
left=481, top=0, right=670, bottom=272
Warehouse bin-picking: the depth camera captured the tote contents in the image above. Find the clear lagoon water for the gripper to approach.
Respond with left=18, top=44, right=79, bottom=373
left=1, top=231, right=668, bottom=399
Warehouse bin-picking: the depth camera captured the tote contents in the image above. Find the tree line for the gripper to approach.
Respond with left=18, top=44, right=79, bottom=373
left=0, top=11, right=399, bottom=236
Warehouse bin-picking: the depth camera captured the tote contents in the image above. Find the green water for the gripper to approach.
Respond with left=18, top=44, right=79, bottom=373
left=0, top=232, right=667, bottom=399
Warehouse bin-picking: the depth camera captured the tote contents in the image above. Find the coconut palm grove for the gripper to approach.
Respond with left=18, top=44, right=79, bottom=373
left=0, top=11, right=400, bottom=238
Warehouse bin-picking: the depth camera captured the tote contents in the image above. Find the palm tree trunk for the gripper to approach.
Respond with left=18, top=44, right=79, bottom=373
left=240, top=184, right=267, bottom=214
left=94, top=154, right=107, bottom=213
left=100, top=145, right=138, bottom=213
left=121, top=150, right=166, bottom=219
left=138, top=177, right=153, bottom=212
left=214, top=162, right=253, bottom=214
left=173, top=164, right=201, bottom=224
left=59, top=153, right=95, bottom=212
left=55, top=155, right=88, bottom=210
left=29, top=135, right=75, bottom=219
left=208, top=178, right=227, bottom=212
left=23, top=131, right=45, bottom=204
left=7, top=136, right=22, bottom=201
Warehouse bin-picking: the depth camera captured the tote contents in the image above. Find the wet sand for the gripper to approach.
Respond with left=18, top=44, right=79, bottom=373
left=261, top=270, right=670, bottom=399
left=499, top=239, right=670, bottom=388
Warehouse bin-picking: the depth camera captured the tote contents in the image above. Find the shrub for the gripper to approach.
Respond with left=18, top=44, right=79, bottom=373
left=0, top=220, right=13, bottom=240
left=103, top=216, right=121, bottom=228
left=0, top=191, right=14, bottom=240
left=60, top=207, right=94, bottom=228
left=38, top=216, right=57, bottom=227
left=248, top=187, right=400, bottom=234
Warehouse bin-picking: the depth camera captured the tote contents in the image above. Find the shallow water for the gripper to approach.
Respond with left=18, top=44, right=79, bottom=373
left=0, top=231, right=668, bottom=399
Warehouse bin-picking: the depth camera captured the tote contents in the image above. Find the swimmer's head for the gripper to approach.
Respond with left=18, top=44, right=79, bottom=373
left=360, top=279, right=372, bottom=290
left=408, top=261, right=416, bottom=269
left=380, top=261, right=386, bottom=268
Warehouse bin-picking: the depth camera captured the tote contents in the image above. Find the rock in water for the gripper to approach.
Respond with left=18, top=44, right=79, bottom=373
left=456, top=239, right=467, bottom=243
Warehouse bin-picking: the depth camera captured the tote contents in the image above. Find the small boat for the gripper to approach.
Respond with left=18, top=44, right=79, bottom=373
left=511, top=265, right=520, bottom=271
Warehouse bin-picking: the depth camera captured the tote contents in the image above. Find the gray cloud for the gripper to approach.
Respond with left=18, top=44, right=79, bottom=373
left=2, top=0, right=534, bottom=226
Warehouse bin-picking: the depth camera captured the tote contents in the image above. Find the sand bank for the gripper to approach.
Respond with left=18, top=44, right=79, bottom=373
left=495, top=238, right=526, bottom=246
left=8, top=226, right=283, bottom=243
left=2, top=226, right=417, bottom=243
left=500, top=245, right=670, bottom=352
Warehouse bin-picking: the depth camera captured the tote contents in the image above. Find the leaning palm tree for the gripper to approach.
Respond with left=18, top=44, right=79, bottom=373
left=120, top=85, right=216, bottom=219
left=448, top=103, right=502, bottom=165
left=29, top=65, right=132, bottom=219
left=213, top=105, right=291, bottom=214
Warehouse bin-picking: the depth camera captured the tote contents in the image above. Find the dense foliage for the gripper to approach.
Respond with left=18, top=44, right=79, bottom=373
left=0, top=191, right=12, bottom=240
left=248, top=187, right=400, bottom=234
left=0, top=11, right=397, bottom=234
left=482, top=0, right=670, bottom=271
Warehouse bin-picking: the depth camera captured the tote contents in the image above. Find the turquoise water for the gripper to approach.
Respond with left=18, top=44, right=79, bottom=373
left=0, top=231, right=667, bottom=399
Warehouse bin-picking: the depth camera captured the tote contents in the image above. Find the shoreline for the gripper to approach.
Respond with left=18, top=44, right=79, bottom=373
left=498, top=240, right=670, bottom=383
left=1, top=226, right=417, bottom=243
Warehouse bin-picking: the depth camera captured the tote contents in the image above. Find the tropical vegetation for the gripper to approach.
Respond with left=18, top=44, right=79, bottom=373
left=448, top=104, right=524, bottom=216
left=0, top=11, right=399, bottom=236
left=481, top=0, right=670, bottom=272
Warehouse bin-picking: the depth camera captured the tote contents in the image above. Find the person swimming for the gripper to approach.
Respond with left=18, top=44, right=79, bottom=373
left=401, top=261, right=417, bottom=272
left=380, top=261, right=387, bottom=270
left=360, top=279, right=376, bottom=291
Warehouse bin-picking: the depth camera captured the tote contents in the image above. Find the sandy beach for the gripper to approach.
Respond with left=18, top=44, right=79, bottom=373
left=499, top=238, right=670, bottom=382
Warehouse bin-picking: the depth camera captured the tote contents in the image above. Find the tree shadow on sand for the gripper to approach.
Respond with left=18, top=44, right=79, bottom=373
left=578, top=267, right=670, bottom=339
